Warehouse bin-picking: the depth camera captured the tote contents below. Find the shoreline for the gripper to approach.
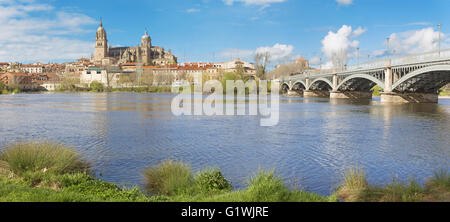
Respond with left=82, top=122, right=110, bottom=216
left=0, top=142, right=448, bottom=202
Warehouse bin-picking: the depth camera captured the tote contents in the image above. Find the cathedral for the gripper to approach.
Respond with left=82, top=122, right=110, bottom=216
left=93, top=21, right=177, bottom=66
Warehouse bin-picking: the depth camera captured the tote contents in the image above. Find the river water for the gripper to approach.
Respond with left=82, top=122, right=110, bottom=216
left=0, top=93, right=449, bottom=195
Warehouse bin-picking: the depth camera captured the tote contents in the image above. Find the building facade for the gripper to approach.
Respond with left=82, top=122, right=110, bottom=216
left=0, top=72, right=34, bottom=89
left=94, top=21, right=177, bottom=66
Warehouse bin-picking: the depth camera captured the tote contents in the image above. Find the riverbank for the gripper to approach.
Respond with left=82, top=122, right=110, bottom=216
left=0, top=142, right=448, bottom=202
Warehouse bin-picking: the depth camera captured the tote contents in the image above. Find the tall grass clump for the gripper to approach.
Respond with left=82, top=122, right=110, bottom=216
left=244, top=170, right=291, bottom=202
left=424, top=170, right=450, bottom=201
left=0, top=142, right=89, bottom=176
left=337, top=168, right=368, bottom=201
left=378, top=179, right=424, bottom=202
left=143, top=160, right=193, bottom=196
left=427, top=170, right=450, bottom=190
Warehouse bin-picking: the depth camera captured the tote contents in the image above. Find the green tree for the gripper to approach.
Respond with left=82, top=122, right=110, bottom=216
left=58, top=77, right=79, bottom=91
left=89, top=81, right=105, bottom=92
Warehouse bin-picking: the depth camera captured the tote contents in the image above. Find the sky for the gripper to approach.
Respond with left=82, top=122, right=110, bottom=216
left=0, top=0, right=449, bottom=69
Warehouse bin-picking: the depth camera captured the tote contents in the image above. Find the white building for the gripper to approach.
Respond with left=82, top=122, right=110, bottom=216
left=80, top=67, right=121, bottom=87
left=213, top=58, right=256, bottom=75
left=41, top=83, right=60, bottom=91
left=22, top=64, right=45, bottom=74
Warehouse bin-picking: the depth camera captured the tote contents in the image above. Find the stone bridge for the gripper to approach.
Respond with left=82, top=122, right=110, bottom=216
left=279, top=49, right=450, bottom=103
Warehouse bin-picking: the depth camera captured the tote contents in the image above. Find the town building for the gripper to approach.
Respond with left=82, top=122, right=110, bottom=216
left=21, top=63, right=45, bottom=74
left=80, top=66, right=121, bottom=88
left=0, top=72, right=34, bottom=89
left=0, top=62, right=9, bottom=72
left=213, top=58, right=256, bottom=75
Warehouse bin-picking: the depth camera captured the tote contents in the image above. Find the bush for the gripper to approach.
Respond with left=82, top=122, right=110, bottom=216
left=89, top=81, right=105, bottom=92
left=195, top=168, right=232, bottom=193
left=143, top=160, right=193, bottom=196
left=0, top=142, right=90, bottom=176
left=371, top=85, right=383, bottom=96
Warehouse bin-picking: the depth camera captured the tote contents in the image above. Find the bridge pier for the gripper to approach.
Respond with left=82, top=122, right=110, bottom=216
left=286, top=90, right=302, bottom=96
left=303, top=90, right=330, bottom=98
left=330, top=91, right=372, bottom=99
left=380, top=92, right=438, bottom=103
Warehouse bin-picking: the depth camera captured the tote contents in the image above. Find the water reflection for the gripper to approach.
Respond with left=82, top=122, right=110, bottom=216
left=0, top=93, right=449, bottom=195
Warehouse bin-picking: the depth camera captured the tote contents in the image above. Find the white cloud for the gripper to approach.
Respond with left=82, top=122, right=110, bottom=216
left=351, top=26, right=366, bottom=38
left=0, top=0, right=96, bottom=62
left=309, top=56, right=321, bottom=66
left=186, top=8, right=200, bottom=13
left=387, top=27, right=444, bottom=55
left=370, top=27, right=446, bottom=58
left=336, top=0, right=353, bottom=6
left=222, top=0, right=285, bottom=7
left=218, top=43, right=296, bottom=64
left=256, top=43, right=294, bottom=61
left=218, top=48, right=255, bottom=59
left=321, top=25, right=365, bottom=68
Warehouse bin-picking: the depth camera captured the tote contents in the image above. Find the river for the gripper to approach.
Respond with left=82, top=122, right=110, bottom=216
left=0, top=93, right=449, bottom=196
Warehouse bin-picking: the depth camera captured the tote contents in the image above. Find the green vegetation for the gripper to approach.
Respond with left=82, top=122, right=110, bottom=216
left=143, top=160, right=193, bottom=196
left=195, top=168, right=232, bottom=193
left=337, top=168, right=450, bottom=202
left=371, top=85, right=383, bottom=96
left=0, top=83, right=21, bottom=94
left=0, top=142, right=147, bottom=202
left=89, top=81, right=105, bottom=92
left=57, top=77, right=83, bottom=92
left=0, top=142, right=448, bottom=202
left=0, top=141, right=89, bottom=176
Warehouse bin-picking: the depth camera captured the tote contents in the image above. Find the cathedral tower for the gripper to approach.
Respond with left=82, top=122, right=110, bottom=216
left=94, top=20, right=108, bottom=62
left=141, top=30, right=152, bottom=65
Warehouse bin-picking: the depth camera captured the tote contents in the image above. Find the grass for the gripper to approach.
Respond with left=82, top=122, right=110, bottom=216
left=143, top=160, right=193, bottom=196
left=150, top=170, right=336, bottom=202
left=0, top=141, right=89, bottom=176
left=336, top=168, right=450, bottom=202
left=0, top=141, right=448, bottom=202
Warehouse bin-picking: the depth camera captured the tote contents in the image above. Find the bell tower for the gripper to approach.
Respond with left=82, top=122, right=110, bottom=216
left=94, top=19, right=108, bottom=62
left=141, top=30, right=152, bottom=65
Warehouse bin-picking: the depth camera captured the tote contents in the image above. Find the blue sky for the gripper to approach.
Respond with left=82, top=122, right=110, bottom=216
left=0, top=0, right=449, bottom=68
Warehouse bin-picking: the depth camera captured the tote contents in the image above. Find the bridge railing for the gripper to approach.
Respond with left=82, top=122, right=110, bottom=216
left=282, top=48, right=450, bottom=80
left=391, top=49, right=450, bottom=66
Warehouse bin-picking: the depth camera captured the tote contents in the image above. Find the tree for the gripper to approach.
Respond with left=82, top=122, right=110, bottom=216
left=254, top=52, right=270, bottom=80
left=90, top=81, right=105, bottom=92
left=235, top=63, right=245, bottom=80
left=58, top=77, right=79, bottom=91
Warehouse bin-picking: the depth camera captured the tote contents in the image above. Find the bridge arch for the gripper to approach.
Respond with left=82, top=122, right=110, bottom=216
left=292, top=80, right=307, bottom=90
left=392, top=65, right=450, bottom=92
left=281, top=83, right=291, bottom=92
left=336, top=74, right=385, bottom=91
left=308, top=78, right=333, bottom=91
